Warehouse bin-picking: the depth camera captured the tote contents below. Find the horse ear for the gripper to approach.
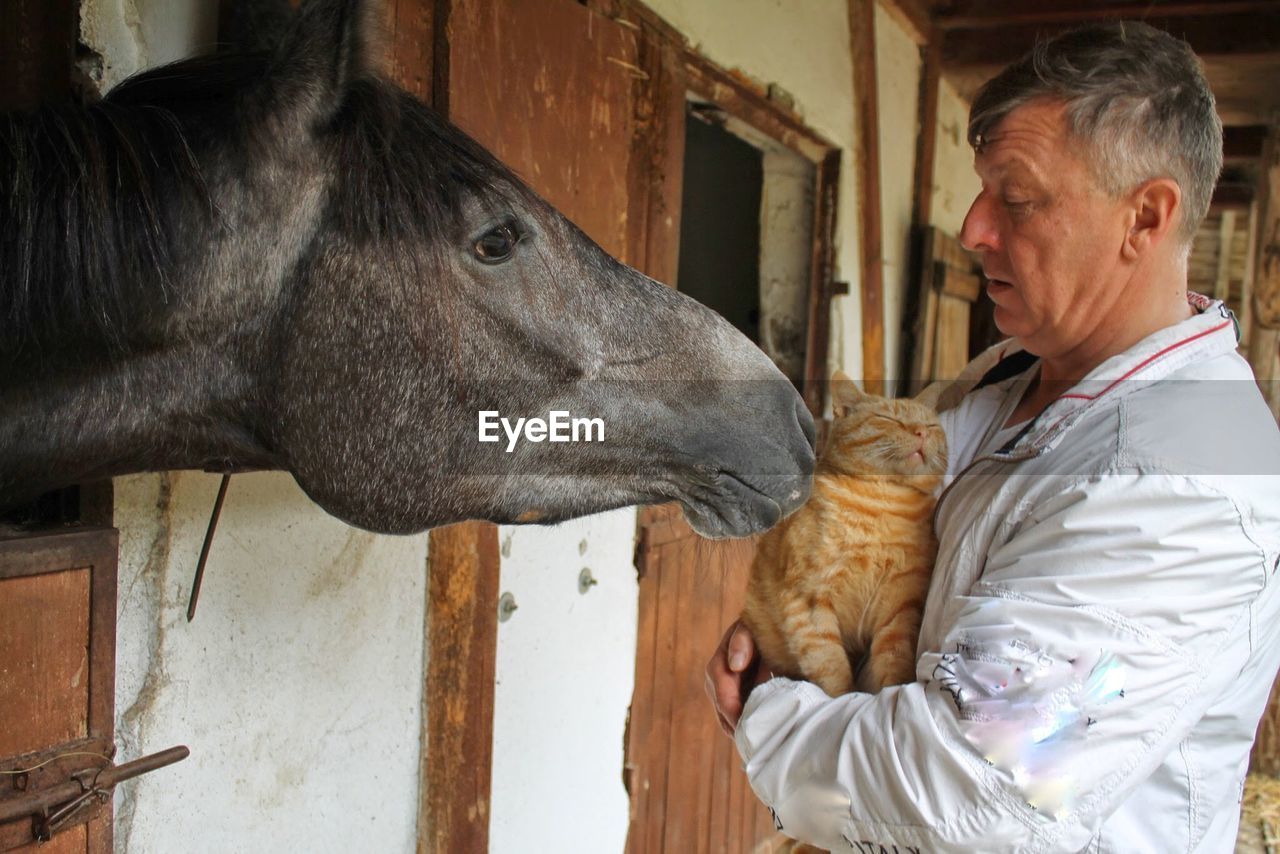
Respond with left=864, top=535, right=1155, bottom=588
left=269, top=0, right=387, bottom=132
left=829, top=370, right=865, bottom=417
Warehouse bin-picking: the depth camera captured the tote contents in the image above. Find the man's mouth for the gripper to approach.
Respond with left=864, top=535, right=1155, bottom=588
left=986, top=275, right=1014, bottom=294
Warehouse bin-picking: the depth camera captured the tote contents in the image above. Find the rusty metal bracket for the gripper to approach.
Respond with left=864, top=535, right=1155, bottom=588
left=0, top=745, right=189, bottom=833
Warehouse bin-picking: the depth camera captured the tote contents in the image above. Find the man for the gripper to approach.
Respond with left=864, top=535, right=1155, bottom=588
left=707, top=22, right=1280, bottom=852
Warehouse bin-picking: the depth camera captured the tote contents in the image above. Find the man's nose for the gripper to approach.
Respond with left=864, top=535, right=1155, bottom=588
left=960, top=192, right=999, bottom=253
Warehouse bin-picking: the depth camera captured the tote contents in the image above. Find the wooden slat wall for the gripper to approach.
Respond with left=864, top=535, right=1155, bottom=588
left=625, top=509, right=779, bottom=854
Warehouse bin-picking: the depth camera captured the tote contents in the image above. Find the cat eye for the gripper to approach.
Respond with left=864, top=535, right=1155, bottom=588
left=473, top=222, right=521, bottom=264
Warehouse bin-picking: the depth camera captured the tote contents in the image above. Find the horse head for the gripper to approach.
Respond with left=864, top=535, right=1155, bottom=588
left=0, top=0, right=815, bottom=539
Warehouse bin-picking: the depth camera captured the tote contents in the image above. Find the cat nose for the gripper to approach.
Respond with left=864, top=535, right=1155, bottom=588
left=914, top=428, right=927, bottom=439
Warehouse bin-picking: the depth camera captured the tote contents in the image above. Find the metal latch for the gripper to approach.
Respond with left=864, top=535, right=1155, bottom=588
left=0, top=745, right=189, bottom=843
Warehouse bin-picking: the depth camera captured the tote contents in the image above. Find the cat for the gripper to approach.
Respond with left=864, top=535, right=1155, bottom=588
left=742, top=371, right=948, bottom=697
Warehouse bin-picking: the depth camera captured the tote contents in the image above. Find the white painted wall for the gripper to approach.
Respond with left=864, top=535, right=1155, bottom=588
left=874, top=3, right=922, bottom=389
left=929, top=78, right=982, bottom=238
left=489, top=510, right=639, bottom=853
left=113, top=472, right=426, bottom=854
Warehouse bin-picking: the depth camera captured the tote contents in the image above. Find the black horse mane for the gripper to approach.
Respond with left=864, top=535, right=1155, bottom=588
left=0, top=49, right=531, bottom=362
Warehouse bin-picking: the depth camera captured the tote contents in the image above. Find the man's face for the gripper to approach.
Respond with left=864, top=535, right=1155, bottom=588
left=960, top=98, right=1132, bottom=361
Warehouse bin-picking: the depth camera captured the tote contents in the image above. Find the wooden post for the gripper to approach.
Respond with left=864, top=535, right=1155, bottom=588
left=1247, top=126, right=1280, bottom=416
left=849, top=0, right=886, bottom=395
left=419, top=521, right=500, bottom=854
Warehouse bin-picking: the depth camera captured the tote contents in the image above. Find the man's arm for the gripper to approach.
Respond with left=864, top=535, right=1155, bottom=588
left=729, top=472, right=1269, bottom=851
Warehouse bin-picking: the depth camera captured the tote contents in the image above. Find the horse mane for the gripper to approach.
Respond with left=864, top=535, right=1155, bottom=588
left=0, top=49, right=533, bottom=363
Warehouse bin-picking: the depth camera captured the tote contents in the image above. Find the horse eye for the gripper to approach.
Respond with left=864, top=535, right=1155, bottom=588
left=473, top=224, right=518, bottom=264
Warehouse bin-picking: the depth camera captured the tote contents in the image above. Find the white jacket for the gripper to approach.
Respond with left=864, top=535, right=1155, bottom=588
left=736, top=298, right=1280, bottom=852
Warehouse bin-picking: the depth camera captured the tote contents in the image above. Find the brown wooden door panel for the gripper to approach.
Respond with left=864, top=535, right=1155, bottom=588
left=0, top=528, right=118, bottom=853
left=446, top=0, right=639, bottom=262
left=626, top=508, right=778, bottom=853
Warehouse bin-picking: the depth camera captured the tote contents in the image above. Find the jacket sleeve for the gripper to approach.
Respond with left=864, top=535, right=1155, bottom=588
left=734, top=472, right=1270, bottom=852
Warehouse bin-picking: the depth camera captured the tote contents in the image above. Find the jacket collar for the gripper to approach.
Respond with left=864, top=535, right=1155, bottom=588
left=942, top=294, right=1240, bottom=459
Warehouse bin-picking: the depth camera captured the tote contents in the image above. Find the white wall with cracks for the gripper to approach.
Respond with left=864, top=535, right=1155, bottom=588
left=112, top=472, right=427, bottom=853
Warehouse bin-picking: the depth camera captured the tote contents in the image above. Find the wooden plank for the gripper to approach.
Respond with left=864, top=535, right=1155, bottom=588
left=932, top=293, right=973, bottom=381
left=0, top=570, right=91, bottom=758
left=1225, top=124, right=1269, bottom=161
left=1241, top=201, right=1259, bottom=344
left=624, top=523, right=662, bottom=854
left=850, top=0, right=886, bottom=396
left=386, top=0, right=435, bottom=106
left=0, top=0, right=76, bottom=112
left=907, top=229, right=940, bottom=394
left=937, top=1, right=1279, bottom=29
left=878, top=0, right=932, bottom=45
left=939, top=264, right=982, bottom=302
left=942, top=13, right=1280, bottom=69
left=1253, top=127, right=1280, bottom=328
left=802, top=150, right=842, bottom=417
left=0, top=528, right=116, bottom=852
left=1214, top=209, right=1238, bottom=301
left=419, top=520, right=500, bottom=854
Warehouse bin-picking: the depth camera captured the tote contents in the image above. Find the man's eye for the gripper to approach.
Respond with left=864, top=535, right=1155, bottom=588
left=474, top=224, right=519, bottom=263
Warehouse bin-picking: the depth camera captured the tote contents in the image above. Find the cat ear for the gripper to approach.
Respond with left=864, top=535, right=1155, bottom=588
left=913, top=380, right=948, bottom=411
left=830, top=370, right=865, bottom=416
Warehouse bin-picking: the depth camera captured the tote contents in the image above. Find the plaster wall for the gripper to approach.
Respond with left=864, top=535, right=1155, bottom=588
left=489, top=510, right=639, bottom=853
left=930, top=78, right=983, bottom=238
left=874, top=3, right=923, bottom=390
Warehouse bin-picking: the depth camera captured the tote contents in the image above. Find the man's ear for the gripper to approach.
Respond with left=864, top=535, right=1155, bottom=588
left=1123, top=177, right=1181, bottom=261
left=830, top=370, right=864, bottom=417
left=265, top=0, right=387, bottom=134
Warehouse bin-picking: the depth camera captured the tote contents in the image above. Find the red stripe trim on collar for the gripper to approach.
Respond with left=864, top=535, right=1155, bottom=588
left=1055, top=319, right=1232, bottom=404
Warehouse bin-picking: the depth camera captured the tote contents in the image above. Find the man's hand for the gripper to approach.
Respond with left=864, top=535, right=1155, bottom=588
left=705, top=619, right=774, bottom=737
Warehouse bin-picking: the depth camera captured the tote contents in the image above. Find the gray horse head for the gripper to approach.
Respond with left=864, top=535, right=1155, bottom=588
left=0, top=0, right=815, bottom=538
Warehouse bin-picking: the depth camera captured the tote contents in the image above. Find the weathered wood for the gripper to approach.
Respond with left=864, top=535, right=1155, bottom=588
left=802, top=150, right=842, bottom=417
left=1252, top=127, right=1280, bottom=328
left=1214, top=210, right=1238, bottom=302
left=942, top=13, right=1280, bottom=69
left=937, top=1, right=1279, bottom=30
left=878, top=0, right=932, bottom=45
left=0, top=528, right=117, bottom=852
left=419, top=520, right=500, bottom=854
left=386, top=0, right=434, bottom=105
left=850, top=0, right=886, bottom=395
left=0, top=0, right=76, bottom=111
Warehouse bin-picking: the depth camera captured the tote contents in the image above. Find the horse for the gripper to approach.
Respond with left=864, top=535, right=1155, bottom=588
left=0, top=0, right=815, bottom=539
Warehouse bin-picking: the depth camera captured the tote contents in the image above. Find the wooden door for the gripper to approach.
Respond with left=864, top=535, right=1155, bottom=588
left=626, top=507, right=780, bottom=854
left=0, top=529, right=118, bottom=852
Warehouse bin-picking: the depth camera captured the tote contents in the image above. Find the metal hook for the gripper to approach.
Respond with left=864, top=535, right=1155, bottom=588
left=187, top=473, right=231, bottom=622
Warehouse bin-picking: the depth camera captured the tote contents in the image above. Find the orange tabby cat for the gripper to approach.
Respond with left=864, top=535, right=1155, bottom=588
left=743, top=372, right=947, bottom=697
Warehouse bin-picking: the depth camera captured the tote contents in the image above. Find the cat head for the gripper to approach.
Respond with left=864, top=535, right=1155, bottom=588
left=822, top=372, right=948, bottom=484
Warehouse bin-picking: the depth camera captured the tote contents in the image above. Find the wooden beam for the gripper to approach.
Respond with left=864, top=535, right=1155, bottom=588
left=942, top=13, right=1280, bottom=69
left=419, top=521, right=501, bottom=854
left=1214, top=209, right=1237, bottom=301
left=937, top=1, right=1279, bottom=30
left=1254, top=126, right=1280, bottom=329
left=877, top=0, right=932, bottom=46
left=1225, top=125, right=1269, bottom=160
left=850, top=0, right=886, bottom=395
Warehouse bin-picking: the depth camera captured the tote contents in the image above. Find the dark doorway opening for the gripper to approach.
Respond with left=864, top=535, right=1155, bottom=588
left=677, top=111, right=763, bottom=344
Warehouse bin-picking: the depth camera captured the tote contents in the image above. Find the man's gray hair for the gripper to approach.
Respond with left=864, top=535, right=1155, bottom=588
left=968, top=21, right=1222, bottom=246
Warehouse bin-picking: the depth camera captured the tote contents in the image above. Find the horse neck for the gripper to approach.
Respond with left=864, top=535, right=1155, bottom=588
left=0, top=339, right=277, bottom=507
